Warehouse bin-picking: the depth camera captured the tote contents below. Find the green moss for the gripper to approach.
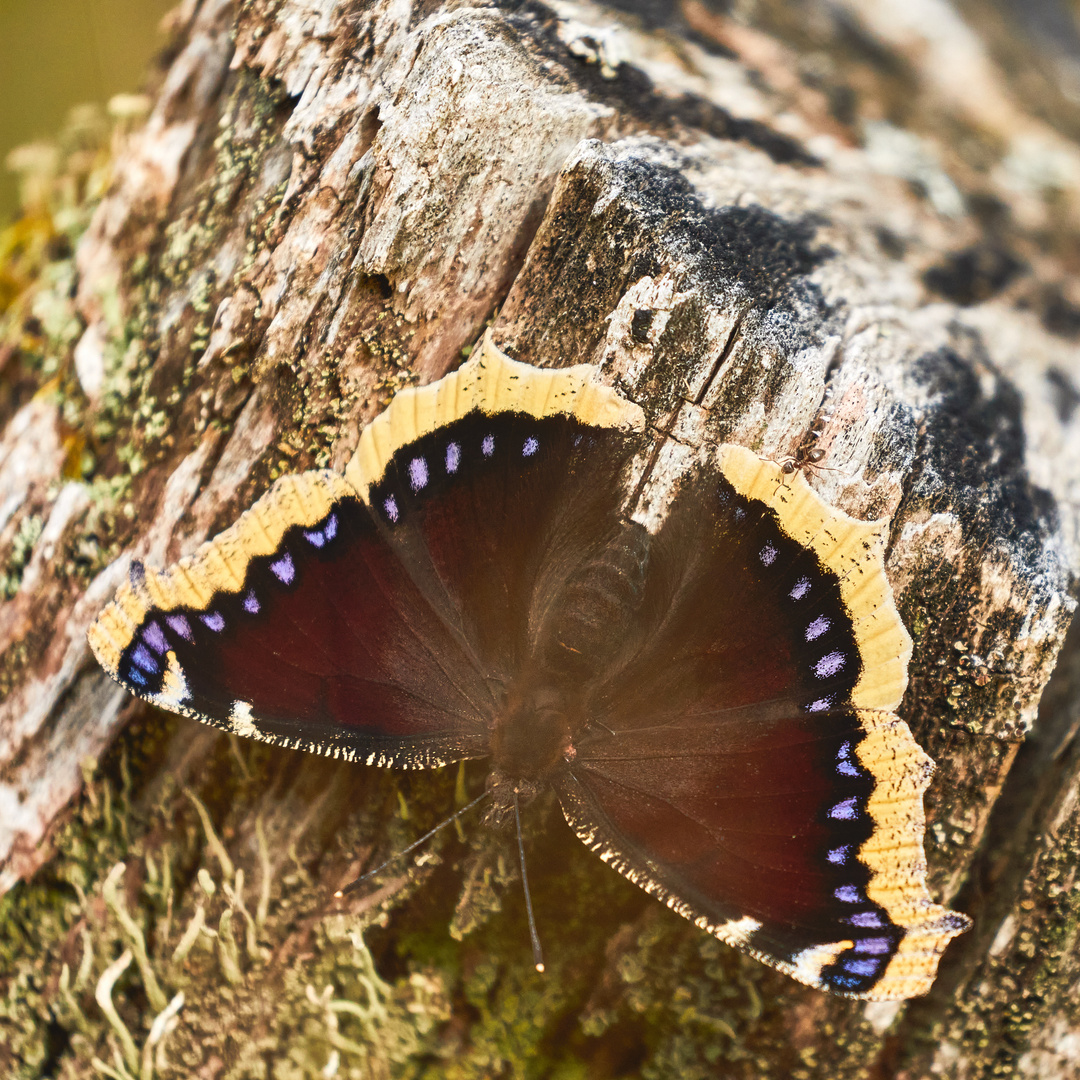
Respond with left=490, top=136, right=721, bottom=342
left=6, top=688, right=877, bottom=1080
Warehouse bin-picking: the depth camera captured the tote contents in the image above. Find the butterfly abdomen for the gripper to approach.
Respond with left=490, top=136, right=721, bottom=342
left=488, top=523, right=651, bottom=790
left=541, top=521, right=650, bottom=679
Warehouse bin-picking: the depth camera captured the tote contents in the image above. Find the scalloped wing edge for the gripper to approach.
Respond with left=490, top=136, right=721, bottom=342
left=854, top=708, right=972, bottom=998
left=717, top=444, right=913, bottom=713
left=87, top=470, right=353, bottom=681
left=345, top=331, right=646, bottom=499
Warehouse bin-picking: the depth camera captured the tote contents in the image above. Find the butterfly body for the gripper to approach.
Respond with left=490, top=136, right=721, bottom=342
left=89, top=333, right=970, bottom=1000
left=538, top=520, right=651, bottom=680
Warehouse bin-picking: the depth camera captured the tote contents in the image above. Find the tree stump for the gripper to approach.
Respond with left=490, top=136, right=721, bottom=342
left=1, top=1, right=1079, bottom=1077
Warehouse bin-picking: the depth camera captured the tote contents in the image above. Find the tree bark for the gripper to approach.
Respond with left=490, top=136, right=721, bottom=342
left=1, top=1, right=1079, bottom=1077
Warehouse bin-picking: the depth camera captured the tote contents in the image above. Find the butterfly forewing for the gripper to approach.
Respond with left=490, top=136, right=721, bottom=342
left=563, top=706, right=894, bottom=995
left=96, top=479, right=494, bottom=766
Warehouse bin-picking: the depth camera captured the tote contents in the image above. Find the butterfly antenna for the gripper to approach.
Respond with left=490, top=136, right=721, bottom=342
left=334, top=789, right=489, bottom=899
left=514, top=789, right=545, bottom=973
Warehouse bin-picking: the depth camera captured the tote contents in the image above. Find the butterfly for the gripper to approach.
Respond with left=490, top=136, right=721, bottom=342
left=88, top=333, right=970, bottom=999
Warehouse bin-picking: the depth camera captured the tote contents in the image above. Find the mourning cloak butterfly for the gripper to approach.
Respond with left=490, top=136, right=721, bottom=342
left=89, top=334, right=970, bottom=999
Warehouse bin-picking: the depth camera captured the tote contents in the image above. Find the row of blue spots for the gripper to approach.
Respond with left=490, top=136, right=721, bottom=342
left=823, top=736, right=888, bottom=971
left=124, top=513, right=339, bottom=686
left=845, top=908, right=888, bottom=975
left=784, top=566, right=853, bottom=711
left=826, top=748, right=866, bottom=916
left=718, top=474, right=891, bottom=987
left=126, top=614, right=173, bottom=685
left=826, top=916, right=895, bottom=986
left=201, top=512, right=338, bottom=629
left=125, top=615, right=171, bottom=690
left=382, top=433, right=543, bottom=522
left=779, top=559, right=849, bottom=684
left=751, top=535, right=895, bottom=988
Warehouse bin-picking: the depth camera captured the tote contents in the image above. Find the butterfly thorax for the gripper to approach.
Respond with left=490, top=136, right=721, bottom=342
left=490, top=678, right=574, bottom=780
left=485, top=523, right=652, bottom=824
left=482, top=677, right=570, bottom=825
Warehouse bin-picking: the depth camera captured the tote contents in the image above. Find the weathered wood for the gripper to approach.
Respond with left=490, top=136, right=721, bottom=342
left=1, top=1, right=1078, bottom=1076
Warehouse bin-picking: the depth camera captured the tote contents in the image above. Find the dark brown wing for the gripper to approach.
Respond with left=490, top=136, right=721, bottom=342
left=88, top=341, right=646, bottom=770
left=559, top=458, right=966, bottom=999
left=89, top=473, right=494, bottom=767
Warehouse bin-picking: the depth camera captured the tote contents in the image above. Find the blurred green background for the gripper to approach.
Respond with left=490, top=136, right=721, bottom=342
left=0, top=0, right=174, bottom=221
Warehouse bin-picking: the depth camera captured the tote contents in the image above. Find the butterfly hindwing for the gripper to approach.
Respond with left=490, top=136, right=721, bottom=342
left=362, top=410, right=640, bottom=684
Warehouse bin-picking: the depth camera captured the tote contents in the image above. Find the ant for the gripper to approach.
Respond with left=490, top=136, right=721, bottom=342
left=774, top=416, right=835, bottom=486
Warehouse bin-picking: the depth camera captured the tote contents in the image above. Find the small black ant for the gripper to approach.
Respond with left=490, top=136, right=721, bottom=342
left=774, top=417, right=834, bottom=485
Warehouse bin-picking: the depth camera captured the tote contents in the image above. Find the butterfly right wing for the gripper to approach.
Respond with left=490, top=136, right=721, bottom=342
left=558, top=451, right=967, bottom=999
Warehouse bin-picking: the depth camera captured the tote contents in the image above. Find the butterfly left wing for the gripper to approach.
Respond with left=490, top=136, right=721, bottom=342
left=88, top=335, right=648, bottom=770
left=88, top=471, right=496, bottom=767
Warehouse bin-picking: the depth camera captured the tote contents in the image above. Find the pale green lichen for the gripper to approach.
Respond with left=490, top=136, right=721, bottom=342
left=1, top=732, right=447, bottom=1079
left=0, top=513, right=44, bottom=599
